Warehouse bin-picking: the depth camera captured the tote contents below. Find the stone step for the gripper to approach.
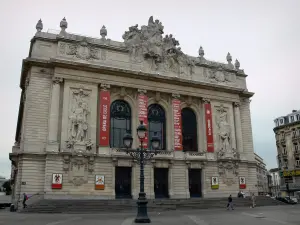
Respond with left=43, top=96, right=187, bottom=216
left=20, top=197, right=286, bottom=213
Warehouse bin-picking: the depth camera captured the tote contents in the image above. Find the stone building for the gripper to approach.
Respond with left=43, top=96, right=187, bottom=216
left=9, top=17, right=257, bottom=202
left=254, top=153, right=268, bottom=195
left=274, top=110, right=300, bottom=196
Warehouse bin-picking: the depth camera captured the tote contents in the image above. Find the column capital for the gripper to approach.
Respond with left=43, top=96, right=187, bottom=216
left=172, top=93, right=180, bottom=99
left=52, top=77, right=63, bottom=84
left=202, top=98, right=210, bottom=104
left=233, top=102, right=241, bottom=108
left=100, top=83, right=110, bottom=90
left=137, top=89, right=147, bottom=94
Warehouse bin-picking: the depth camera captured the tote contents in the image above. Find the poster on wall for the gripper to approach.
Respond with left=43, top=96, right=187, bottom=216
left=99, top=90, right=110, bottom=146
left=95, top=175, right=105, bottom=190
left=172, top=99, right=182, bottom=151
left=52, top=173, right=63, bottom=189
left=204, top=103, right=214, bottom=152
left=211, top=176, right=219, bottom=189
left=138, top=94, right=148, bottom=148
left=239, top=177, right=246, bottom=189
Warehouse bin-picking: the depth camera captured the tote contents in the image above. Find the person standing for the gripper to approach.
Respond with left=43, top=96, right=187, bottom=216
left=227, top=194, right=234, bottom=210
left=251, top=193, right=256, bottom=208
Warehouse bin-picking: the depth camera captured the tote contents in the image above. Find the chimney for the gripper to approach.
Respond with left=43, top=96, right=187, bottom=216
left=292, top=110, right=297, bottom=113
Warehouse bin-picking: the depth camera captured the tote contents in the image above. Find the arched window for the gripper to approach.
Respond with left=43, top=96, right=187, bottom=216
left=181, top=108, right=198, bottom=151
left=148, top=104, right=166, bottom=150
left=110, top=100, right=131, bottom=148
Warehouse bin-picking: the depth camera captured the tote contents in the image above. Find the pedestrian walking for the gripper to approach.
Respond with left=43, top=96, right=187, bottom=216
left=227, top=194, right=234, bottom=210
left=251, top=193, right=256, bottom=208
left=22, top=193, right=28, bottom=209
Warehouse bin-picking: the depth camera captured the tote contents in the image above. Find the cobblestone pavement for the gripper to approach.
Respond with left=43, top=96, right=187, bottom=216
left=0, top=205, right=300, bottom=225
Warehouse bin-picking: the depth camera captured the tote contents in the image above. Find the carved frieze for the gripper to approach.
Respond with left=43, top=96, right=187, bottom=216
left=218, top=161, right=239, bottom=186
left=66, top=86, right=94, bottom=152
left=59, top=39, right=106, bottom=61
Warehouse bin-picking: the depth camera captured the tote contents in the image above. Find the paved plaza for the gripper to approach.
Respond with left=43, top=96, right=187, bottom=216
left=0, top=205, right=300, bottom=225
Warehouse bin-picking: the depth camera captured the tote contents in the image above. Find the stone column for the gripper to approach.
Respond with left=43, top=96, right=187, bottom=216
left=47, top=77, right=63, bottom=152
left=168, top=161, right=174, bottom=198
left=233, top=102, right=244, bottom=152
left=185, top=162, right=190, bottom=198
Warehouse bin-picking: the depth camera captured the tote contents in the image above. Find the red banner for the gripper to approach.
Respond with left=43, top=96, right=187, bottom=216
left=205, top=103, right=214, bottom=152
left=172, top=99, right=182, bottom=151
left=138, top=94, right=148, bottom=148
left=99, top=90, right=110, bottom=146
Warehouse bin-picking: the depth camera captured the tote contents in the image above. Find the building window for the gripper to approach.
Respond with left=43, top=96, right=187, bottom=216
left=148, top=104, right=166, bottom=150
left=284, top=159, right=288, bottom=168
left=296, top=114, right=300, bottom=121
left=291, top=116, right=295, bottom=122
left=294, top=143, right=299, bottom=153
left=283, top=146, right=287, bottom=155
left=292, top=129, right=297, bottom=138
left=280, top=119, right=284, bottom=124
left=181, top=108, right=198, bottom=152
left=296, top=157, right=300, bottom=167
left=110, top=100, right=131, bottom=148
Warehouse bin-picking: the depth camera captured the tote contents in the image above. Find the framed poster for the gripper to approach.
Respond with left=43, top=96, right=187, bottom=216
left=211, top=176, right=219, bottom=189
left=95, top=175, right=105, bottom=190
left=239, top=177, right=246, bottom=189
left=52, top=173, right=62, bottom=189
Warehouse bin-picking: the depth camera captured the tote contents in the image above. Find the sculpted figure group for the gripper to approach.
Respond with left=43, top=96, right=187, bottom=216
left=123, top=16, right=194, bottom=75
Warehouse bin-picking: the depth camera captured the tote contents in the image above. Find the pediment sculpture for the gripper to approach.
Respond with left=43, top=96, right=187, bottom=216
left=123, top=16, right=195, bottom=76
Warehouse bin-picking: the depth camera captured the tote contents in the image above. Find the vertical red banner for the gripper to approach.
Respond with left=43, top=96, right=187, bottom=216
left=172, top=99, right=182, bottom=151
left=205, top=103, right=214, bottom=152
left=138, top=94, right=148, bottom=149
left=99, top=90, right=110, bottom=146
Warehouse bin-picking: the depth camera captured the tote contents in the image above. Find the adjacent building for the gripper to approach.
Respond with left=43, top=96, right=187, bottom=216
left=255, top=153, right=269, bottom=195
left=269, top=168, right=281, bottom=196
left=9, top=17, right=257, bottom=204
left=274, top=110, right=300, bottom=197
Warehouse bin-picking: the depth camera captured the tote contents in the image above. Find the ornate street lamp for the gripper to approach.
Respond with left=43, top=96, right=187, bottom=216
left=122, top=121, right=160, bottom=223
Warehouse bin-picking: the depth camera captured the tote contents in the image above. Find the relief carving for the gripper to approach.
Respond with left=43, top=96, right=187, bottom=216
left=62, top=155, right=95, bottom=186
left=122, top=16, right=195, bottom=75
left=67, top=86, right=93, bottom=152
left=204, top=67, right=231, bottom=84
left=59, top=39, right=104, bottom=61
left=218, top=161, right=239, bottom=186
left=216, top=105, right=238, bottom=159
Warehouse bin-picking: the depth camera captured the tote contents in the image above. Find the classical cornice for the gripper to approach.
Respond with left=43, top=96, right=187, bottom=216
left=20, top=57, right=254, bottom=98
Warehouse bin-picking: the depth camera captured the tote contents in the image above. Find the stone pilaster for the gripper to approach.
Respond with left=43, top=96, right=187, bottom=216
left=47, top=77, right=63, bottom=152
left=168, top=161, right=174, bottom=198
left=201, top=98, right=210, bottom=151
left=233, top=102, right=244, bottom=153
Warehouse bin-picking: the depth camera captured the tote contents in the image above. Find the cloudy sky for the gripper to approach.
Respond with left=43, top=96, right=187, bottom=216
left=0, top=0, right=299, bottom=178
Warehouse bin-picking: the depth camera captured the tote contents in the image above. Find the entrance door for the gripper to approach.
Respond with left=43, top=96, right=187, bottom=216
left=115, top=167, right=132, bottom=199
left=189, top=169, right=202, bottom=198
left=154, top=168, right=169, bottom=199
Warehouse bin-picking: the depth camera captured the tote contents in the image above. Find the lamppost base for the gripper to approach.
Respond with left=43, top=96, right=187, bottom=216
left=134, top=197, right=150, bottom=223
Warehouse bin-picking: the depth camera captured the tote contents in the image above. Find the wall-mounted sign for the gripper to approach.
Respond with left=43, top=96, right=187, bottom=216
left=211, top=176, right=219, bottom=189
left=172, top=99, right=182, bottom=151
left=239, top=177, right=246, bottom=189
left=99, top=90, right=110, bottom=146
left=95, top=175, right=105, bottom=190
left=282, top=170, right=300, bottom=177
left=205, top=103, right=214, bottom=152
left=52, top=173, right=62, bottom=189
